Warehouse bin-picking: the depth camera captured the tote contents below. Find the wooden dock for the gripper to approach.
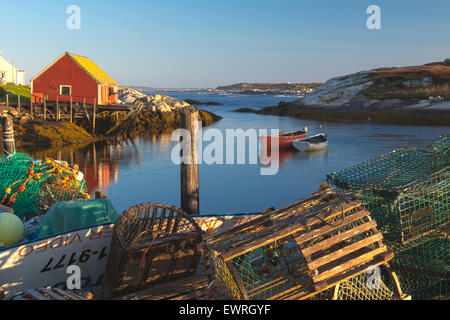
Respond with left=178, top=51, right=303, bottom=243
left=1, top=93, right=131, bottom=135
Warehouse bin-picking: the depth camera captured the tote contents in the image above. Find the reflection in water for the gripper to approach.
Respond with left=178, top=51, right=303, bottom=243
left=20, top=141, right=122, bottom=196
left=19, top=132, right=174, bottom=198
left=292, top=149, right=328, bottom=161
left=260, top=144, right=329, bottom=168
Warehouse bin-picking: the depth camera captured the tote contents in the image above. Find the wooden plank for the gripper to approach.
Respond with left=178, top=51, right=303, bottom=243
left=302, top=219, right=377, bottom=257
left=51, top=287, right=83, bottom=300
left=294, top=210, right=371, bottom=246
left=25, top=289, right=48, bottom=300
left=312, top=246, right=390, bottom=283
left=280, top=253, right=392, bottom=300
left=247, top=276, right=286, bottom=297
left=121, top=274, right=209, bottom=300
left=222, top=201, right=362, bottom=261
left=208, top=190, right=333, bottom=243
left=39, top=288, right=65, bottom=300
left=308, top=233, right=384, bottom=270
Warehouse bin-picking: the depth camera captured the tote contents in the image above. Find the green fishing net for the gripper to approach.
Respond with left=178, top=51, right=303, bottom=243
left=0, top=152, right=89, bottom=219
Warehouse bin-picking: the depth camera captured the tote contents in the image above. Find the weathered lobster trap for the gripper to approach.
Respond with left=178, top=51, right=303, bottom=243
left=102, top=203, right=204, bottom=299
left=389, top=229, right=449, bottom=299
left=205, top=188, right=407, bottom=300
left=312, top=271, right=408, bottom=300
left=327, top=134, right=449, bottom=245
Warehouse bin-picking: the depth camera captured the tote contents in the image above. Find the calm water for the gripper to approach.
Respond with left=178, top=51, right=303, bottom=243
left=23, top=92, right=449, bottom=215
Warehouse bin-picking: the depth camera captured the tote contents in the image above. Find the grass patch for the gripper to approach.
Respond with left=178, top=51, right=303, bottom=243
left=0, top=83, right=31, bottom=103
left=361, top=63, right=450, bottom=100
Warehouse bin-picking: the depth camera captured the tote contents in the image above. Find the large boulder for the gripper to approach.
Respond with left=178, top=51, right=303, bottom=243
left=118, top=88, right=147, bottom=104
left=134, top=94, right=190, bottom=112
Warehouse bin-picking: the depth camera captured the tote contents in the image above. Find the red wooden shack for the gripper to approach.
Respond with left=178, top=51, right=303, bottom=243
left=31, top=52, right=118, bottom=105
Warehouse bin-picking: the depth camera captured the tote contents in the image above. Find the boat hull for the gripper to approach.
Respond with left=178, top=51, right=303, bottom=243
left=0, top=213, right=262, bottom=299
left=260, top=132, right=307, bottom=151
left=293, top=140, right=328, bottom=152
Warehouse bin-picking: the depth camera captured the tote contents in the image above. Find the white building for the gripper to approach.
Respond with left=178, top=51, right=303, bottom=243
left=0, top=50, right=25, bottom=85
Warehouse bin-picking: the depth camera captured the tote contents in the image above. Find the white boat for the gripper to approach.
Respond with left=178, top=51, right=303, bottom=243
left=292, top=133, right=328, bottom=152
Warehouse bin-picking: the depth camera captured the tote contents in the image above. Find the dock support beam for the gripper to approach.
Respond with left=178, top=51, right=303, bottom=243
left=93, top=98, right=96, bottom=135
left=43, top=95, right=47, bottom=120
left=180, top=106, right=199, bottom=215
left=1, top=116, right=15, bottom=155
left=70, top=96, right=73, bottom=123
left=56, top=95, right=60, bottom=121
left=30, top=96, right=34, bottom=119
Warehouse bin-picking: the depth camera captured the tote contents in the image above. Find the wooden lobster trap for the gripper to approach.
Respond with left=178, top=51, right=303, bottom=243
left=102, top=203, right=204, bottom=299
left=205, top=188, right=407, bottom=300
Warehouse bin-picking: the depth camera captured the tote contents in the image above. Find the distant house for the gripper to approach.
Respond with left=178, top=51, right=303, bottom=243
left=31, top=52, right=118, bottom=105
left=0, top=50, right=25, bottom=85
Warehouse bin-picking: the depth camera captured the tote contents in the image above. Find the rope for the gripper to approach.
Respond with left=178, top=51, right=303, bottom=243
left=310, top=204, right=347, bottom=227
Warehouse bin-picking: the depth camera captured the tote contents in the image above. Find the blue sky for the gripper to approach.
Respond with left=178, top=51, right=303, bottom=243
left=1, top=0, right=449, bottom=88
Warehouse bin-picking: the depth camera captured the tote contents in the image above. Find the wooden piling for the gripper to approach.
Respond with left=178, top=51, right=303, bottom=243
left=56, top=95, right=59, bottom=121
left=180, top=106, right=199, bottom=215
left=70, top=96, right=73, bottom=123
left=43, top=95, right=47, bottom=120
left=1, top=116, right=15, bottom=154
left=5, top=94, right=8, bottom=107
left=17, top=95, right=21, bottom=112
left=93, top=98, right=96, bottom=135
left=30, top=96, right=34, bottom=119
left=83, top=98, right=90, bottom=121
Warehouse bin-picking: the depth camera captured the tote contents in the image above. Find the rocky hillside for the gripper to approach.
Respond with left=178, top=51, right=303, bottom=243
left=288, top=59, right=450, bottom=112
left=107, top=88, right=222, bottom=138
left=119, top=87, right=191, bottom=112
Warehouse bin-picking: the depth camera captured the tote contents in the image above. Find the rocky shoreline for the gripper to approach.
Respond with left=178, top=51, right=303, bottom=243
left=8, top=88, right=222, bottom=149
left=235, top=105, right=450, bottom=126
left=236, top=60, right=450, bottom=126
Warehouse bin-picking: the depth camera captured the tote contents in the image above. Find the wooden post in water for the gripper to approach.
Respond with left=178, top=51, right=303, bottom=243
left=180, top=106, right=199, bottom=215
left=92, top=98, right=96, bottom=135
left=1, top=116, right=15, bottom=154
left=5, top=94, right=8, bottom=107
left=70, top=96, right=73, bottom=123
left=43, top=95, right=47, bottom=120
left=17, top=95, right=21, bottom=112
left=30, top=96, right=34, bottom=119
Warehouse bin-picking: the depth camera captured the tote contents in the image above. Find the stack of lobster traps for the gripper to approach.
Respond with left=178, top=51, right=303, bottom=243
left=327, top=134, right=449, bottom=299
left=203, top=187, right=409, bottom=300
